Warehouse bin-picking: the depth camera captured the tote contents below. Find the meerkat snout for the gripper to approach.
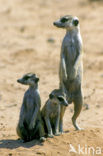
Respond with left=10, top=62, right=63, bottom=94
left=53, top=21, right=57, bottom=26
left=17, top=79, right=20, bottom=83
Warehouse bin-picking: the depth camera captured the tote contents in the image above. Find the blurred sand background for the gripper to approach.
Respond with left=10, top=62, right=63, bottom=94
left=0, top=0, right=103, bottom=155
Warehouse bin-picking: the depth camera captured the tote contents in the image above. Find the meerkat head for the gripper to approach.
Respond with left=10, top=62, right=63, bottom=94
left=49, top=89, right=68, bottom=106
left=17, top=73, right=39, bottom=86
left=53, top=15, right=79, bottom=31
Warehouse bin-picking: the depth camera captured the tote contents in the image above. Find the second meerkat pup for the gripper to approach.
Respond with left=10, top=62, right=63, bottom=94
left=53, top=15, right=83, bottom=130
left=41, top=89, right=68, bottom=138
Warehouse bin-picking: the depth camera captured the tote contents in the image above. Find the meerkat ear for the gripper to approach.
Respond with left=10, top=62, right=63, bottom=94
left=49, top=93, right=54, bottom=99
left=73, top=19, right=79, bottom=26
left=35, top=77, right=39, bottom=83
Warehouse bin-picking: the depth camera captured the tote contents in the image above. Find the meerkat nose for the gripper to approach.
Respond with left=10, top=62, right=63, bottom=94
left=17, top=79, right=20, bottom=83
left=53, top=22, right=56, bottom=26
left=65, top=103, right=68, bottom=106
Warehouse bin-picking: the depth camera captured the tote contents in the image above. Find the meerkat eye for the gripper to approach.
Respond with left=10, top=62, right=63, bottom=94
left=57, top=96, right=64, bottom=102
left=24, top=76, right=29, bottom=80
left=61, top=17, right=69, bottom=23
left=73, top=19, right=79, bottom=26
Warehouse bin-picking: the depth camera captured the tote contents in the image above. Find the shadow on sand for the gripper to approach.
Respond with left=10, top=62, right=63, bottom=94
left=0, top=138, right=44, bottom=149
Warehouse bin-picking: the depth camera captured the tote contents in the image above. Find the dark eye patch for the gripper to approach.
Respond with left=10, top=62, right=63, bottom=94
left=61, top=17, right=69, bottom=23
left=57, top=96, right=64, bottom=102
left=23, top=75, right=30, bottom=80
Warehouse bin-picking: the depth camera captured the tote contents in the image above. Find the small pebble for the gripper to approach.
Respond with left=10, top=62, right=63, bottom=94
left=20, top=26, right=26, bottom=33
left=69, top=108, right=73, bottom=112
left=83, top=103, right=90, bottom=110
left=100, top=74, right=103, bottom=78
left=47, top=38, right=55, bottom=43
left=96, top=105, right=100, bottom=108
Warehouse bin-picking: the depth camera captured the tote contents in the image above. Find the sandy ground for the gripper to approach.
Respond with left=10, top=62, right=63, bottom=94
left=0, top=0, right=103, bottom=155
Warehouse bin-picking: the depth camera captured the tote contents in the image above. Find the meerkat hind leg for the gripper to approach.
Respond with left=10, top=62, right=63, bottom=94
left=38, top=121, right=46, bottom=141
left=17, top=126, right=29, bottom=142
left=72, top=91, right=83, bottom=130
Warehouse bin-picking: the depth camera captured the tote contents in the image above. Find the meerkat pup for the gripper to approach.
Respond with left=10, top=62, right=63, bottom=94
left=16, top=73, right=45, bottom=142
left=41, top=89, right=68, bottom=138
left=53, top=15, right=83, bottom=130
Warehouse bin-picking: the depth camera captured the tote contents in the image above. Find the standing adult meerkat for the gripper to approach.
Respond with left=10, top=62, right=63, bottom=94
left=16, top=73, right=45, bottom=142
left=41, top=89, right=68, bottom=138
left=53, top=15, right=83, bottom=130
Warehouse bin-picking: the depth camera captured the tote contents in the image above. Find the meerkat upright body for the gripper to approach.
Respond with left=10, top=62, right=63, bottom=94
left=16, top=73, right=45, bottom=142
left=53, top=15, right=83, bottom=130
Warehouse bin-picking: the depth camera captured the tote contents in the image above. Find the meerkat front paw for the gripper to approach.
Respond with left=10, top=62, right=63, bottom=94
left=29, top=121, right=35, bottom=130
left=69, top=67, right=77, bottom=80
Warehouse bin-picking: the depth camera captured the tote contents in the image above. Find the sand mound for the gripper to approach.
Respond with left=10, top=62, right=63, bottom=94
left=0, top=128, right=103, bottom=156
